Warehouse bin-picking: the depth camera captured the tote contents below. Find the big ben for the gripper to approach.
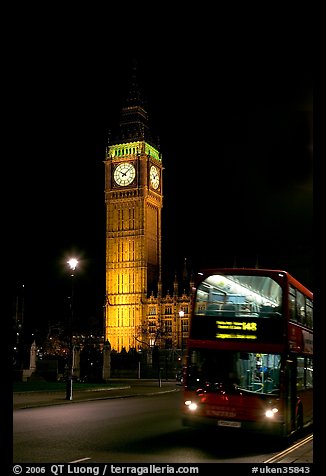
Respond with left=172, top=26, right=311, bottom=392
left=104, top=63, right=163, bottom=351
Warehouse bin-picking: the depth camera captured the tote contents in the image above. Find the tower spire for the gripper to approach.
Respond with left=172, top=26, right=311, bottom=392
left=182, top=257, right=188, bottom=283
left=112, top=59, right=157, bottom=148
left=125, top=57, right=143, bottom=106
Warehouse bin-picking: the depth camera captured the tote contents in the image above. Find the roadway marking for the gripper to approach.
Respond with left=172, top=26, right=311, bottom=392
left=69, top=457, right=92, bottom=463
left=264, top=434, right=313, bottom=463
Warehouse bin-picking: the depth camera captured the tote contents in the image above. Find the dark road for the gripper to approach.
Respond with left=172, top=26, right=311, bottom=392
left=13, top=390, right=313, bottom=464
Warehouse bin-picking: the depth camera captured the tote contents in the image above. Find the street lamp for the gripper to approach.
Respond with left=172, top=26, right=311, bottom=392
left=66, top=258, right=78, bottom=400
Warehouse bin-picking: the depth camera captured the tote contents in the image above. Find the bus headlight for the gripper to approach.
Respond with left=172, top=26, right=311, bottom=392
left=265, top=408, right=279, bottom=418
left=185, top=400, right=198, bottom=411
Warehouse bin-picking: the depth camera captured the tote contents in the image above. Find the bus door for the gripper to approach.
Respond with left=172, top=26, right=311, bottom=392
left=285, top=358, right=298, bottom=433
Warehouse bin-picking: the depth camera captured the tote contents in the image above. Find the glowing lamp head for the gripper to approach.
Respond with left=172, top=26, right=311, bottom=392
left=67, top=258, right=78, bottom=271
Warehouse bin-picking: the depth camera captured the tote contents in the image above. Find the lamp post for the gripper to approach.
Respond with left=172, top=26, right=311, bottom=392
left=66, top=258, right=78, bottom=400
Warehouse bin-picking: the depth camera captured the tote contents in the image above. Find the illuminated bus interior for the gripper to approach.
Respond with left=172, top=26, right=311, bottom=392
left=187, top=349, right=281, bottom=395
left=195, top=274, right=283, bottom=318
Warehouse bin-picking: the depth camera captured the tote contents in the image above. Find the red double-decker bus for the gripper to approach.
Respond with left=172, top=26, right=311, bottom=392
left=182, top=268, right=313, bottom=438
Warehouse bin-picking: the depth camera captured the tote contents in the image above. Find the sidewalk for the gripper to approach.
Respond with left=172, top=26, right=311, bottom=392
left=13, top=379, right=180, bottom=410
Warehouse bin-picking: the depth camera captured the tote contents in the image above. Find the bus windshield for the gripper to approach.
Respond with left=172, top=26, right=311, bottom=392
left=187, top=348, right=281, bottom=396
left=195, top=273, right=282, bottom=318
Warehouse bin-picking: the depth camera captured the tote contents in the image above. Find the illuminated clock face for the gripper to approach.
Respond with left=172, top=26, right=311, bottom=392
left=150, top=165, right=160, bottom=189
left=113, top=162, right=136, bottom=186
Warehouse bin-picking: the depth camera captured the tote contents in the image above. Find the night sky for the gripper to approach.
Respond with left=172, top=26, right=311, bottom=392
left=10, top=22, right=313, bottom=338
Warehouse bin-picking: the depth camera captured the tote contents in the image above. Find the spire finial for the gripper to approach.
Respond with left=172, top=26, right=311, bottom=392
left=126, top=57, right=142, bottom=105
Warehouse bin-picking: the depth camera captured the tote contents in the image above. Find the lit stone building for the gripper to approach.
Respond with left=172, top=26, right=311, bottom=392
left=103, top=64, right=193, bottom=352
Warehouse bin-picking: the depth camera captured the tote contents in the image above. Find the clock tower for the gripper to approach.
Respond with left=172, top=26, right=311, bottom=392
left=104, top=64, right=163, bottom=351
